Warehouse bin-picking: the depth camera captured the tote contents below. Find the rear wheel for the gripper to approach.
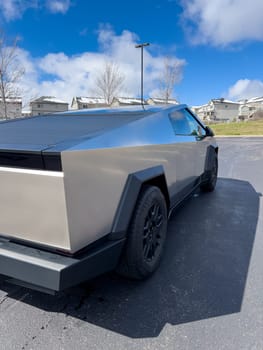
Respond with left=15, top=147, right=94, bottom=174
left=201, top=152, right=218, bottom=192
left=117, top=185, right=168, bottom=280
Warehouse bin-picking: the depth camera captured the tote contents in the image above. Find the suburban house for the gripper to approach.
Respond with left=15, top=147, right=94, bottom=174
left=238, top=96, right=263, bottom=120
left=21, top=109, right=32, bottom=118
left=192, top=98, right=240, bottom=121
left=0, top=97, right=22, bottom=120
left=71, top=97, right=107, bottom=109
left=191, top=104, right=210, bottom=120
left=147, top=98, right=179, bottom=105
left=30, top=96, right=69, bottom=116
left=70, top=96, right=180, bottom=109
left=111, top=97, right=144, bottom=107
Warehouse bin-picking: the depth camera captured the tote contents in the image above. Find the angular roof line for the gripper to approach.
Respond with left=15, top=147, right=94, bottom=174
left=211, top=98, right=240, bottom=104
left=148, top=97, right=178, bottom=103
left=0, top=97, right=22, bottom=103
left=31, top=96, right=68, bottom=104
left=112, top=97, right=144, bottom=104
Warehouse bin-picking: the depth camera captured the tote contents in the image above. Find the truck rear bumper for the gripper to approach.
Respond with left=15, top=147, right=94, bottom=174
left=0, top=237, right=125, bottom=293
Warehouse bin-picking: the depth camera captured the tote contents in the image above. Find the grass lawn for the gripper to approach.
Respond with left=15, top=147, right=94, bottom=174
left=209, top=119, right=263, bottom=136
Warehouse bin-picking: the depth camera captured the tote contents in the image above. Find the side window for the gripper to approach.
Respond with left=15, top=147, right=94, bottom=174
left=169, top=109, right=206, bottom=137
left=169, top=110, right=191, bottom=135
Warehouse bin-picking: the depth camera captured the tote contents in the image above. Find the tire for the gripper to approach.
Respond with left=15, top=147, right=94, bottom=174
left=201, top=152, right=218, bottom=192
left=117, top=185, right=168, bottom=280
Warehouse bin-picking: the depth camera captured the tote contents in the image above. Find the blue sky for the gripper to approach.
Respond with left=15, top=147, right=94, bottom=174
left=1, top=0, right=263, bottom=107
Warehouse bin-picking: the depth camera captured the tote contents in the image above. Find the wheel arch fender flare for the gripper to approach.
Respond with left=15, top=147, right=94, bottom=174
left=109, top=165, right=170, bottom=240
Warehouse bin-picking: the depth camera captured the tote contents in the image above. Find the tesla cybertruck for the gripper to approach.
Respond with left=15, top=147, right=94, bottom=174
left=0, top=104, right=218, bottom=293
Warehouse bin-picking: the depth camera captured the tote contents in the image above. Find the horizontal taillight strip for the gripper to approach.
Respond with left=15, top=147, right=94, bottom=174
left=0, top=151, right=62, bottom=171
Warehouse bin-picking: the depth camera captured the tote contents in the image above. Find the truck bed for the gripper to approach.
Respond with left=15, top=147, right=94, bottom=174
left=0, top=112, right=147, bottom=170
left=0, top=112, right=147, bottom=151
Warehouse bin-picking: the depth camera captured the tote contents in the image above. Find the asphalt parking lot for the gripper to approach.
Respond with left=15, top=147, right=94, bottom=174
left=0, top=137, right=263, bottom=350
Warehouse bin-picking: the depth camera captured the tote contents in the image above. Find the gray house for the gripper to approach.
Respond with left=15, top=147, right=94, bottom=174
left=0, top=97, right=22, bottom=120
left=30, top=96, right=68, bottom=116
left=111, top=97, right=144, bottom=107
left=147, top=98, right=178, bottom=105
left=193, top=98, right=240, bottom=122
left=71, top=97, right=108, bottom=110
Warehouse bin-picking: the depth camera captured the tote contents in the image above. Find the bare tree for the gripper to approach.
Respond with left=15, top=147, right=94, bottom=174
left=156, top=56, right=181, bottom=103
left=0, top=31, right=25, bottom=119
left=94, top=61, right=125, bottom=105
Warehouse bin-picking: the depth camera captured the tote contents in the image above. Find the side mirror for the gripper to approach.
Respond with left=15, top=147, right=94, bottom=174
left=205, top=126, right=214, bottom=137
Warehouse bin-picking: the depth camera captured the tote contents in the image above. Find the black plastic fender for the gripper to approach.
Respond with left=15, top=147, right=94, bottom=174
left=109, top=165, right=170, bottom=240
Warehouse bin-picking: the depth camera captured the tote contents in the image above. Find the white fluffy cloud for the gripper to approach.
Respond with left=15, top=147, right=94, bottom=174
left=0, top=0, right=71, bottom=20
left=16, top=29, right=186, bottom=107
left=227, top=79, right=263, bottom=100
left=0, top=0, right=38, bottom=20
left=45, top=0, right=71, bottom=14
left=180, top=0, right=263, bottom=46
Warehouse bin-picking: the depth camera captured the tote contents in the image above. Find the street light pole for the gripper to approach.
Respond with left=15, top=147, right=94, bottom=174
left=135, top=42, right=150, bottom=108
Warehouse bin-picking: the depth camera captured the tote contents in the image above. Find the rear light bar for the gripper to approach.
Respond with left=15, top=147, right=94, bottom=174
left=0, top=151, right=62, bottom=171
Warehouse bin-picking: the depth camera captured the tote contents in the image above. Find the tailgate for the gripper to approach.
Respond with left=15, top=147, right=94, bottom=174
left=0, top=166, right=71, bottom=251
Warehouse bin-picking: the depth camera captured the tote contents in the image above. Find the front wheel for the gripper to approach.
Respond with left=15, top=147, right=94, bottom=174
left=117, top=185, right=168, bottom=280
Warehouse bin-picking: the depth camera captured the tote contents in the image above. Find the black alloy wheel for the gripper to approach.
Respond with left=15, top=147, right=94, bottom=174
left=117, top=185, right=168, bottom=280
left=143, top=202, right=164, bottom=263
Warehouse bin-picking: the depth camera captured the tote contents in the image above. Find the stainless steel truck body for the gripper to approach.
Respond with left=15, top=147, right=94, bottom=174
left=0, top=104, right=218, bottom=293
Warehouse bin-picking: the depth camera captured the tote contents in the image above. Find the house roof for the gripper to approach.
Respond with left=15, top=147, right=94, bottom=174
left=0, top=97, right=22, bottom=103
left=113, top=97, right=143, bottom=104
left=31, top=96, right=68, bottom=105
left=194, top=104, right=209, bottom=110
left=74, top=97, right=107, bottom=104
left=21, top=109, right=32, bottom=114
left=246, top=96, right=263, bottom=104
left=211, top=98, right=240, bottom=105
left=191, top=104, right=207, bottom=109
left=148, top=98, right=179, bottom=104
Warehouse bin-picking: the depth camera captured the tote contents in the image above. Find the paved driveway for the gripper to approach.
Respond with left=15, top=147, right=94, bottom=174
left=0, top=137, right=263, bottom=350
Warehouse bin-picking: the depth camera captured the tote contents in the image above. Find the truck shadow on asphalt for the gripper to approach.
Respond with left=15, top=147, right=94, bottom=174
left=0, top=177, right=260, bottom=338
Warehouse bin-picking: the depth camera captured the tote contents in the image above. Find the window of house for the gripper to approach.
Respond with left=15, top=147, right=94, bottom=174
left=169, top=109, right=206, bottom=137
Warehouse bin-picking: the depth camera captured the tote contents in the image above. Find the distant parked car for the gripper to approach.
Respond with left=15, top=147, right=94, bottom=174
left=0, top=104, right=218, bottom=293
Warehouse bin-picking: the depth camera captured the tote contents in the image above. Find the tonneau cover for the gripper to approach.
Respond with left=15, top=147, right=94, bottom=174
left=0, top=112, right=148, bottom=170
left=0, top=113, right=148, bottom=152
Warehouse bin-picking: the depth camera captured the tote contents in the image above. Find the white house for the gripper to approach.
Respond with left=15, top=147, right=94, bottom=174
left=30, top=96, right=68, bottom=116
left=71, top=97, right=107, bottom=110
left=0, top=97, right=22, bottom=120
left=21, top=109, right=32, bottom=118
left=191, top=104, right=210, bottom=120
left=111, top=97, right=144, bottom=107
left=238, top=96, right=263, bottom=120
left=193, top=98, right=240, bottom=122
